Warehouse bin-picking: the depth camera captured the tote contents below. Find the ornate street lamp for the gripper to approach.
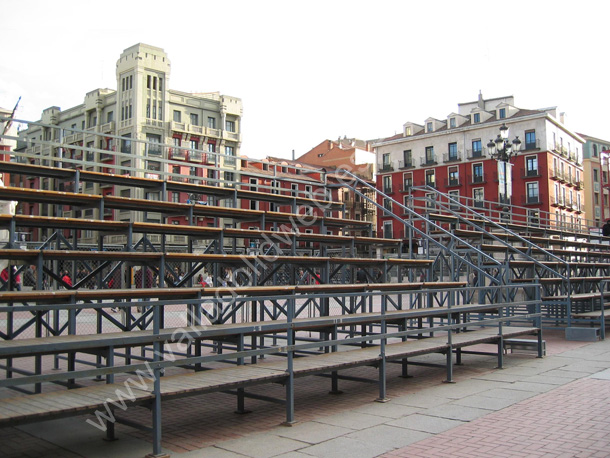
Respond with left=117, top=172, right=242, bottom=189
left=487, top=123, right=521, bottom=215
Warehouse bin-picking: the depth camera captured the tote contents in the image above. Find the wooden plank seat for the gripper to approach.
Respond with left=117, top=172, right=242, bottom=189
left=1, top=161, right=346, bottom=211
left=0, top=281, right=466, bottom=307
left=0, top=383, right=154, bottom=427
left=0, top=187, right=368, bottom=229
left=0, top=301, right=504, bottom=358
left=0, top=323, right=539, bottom=429
left=0, top=215, right=400, bottom=248
left=0, top=248, right=433, bottom=269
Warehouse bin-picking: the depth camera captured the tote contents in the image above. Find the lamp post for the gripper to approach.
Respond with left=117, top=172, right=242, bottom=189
left=487, top=123, right=521, bottom=218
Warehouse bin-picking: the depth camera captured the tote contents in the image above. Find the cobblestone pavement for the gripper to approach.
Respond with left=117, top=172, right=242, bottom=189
left=3, top=329, right=610, bottom=458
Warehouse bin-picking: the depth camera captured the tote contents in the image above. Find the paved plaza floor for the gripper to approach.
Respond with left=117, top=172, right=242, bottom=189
left=2, top=329, right=610, bottom=458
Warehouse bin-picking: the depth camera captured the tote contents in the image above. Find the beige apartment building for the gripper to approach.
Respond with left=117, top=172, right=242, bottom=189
left=16, top=43, right=242, bottom=227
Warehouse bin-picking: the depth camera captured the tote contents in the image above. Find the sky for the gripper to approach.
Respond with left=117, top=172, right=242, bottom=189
left=1, top=0, right=608, bottom=159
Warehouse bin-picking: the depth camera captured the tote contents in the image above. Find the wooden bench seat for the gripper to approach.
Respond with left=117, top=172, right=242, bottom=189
left=0, top=324, right=539, bottom=428
left=0, top=301, right=499, bottom=358
left=1, top=161, right=346, bottom=211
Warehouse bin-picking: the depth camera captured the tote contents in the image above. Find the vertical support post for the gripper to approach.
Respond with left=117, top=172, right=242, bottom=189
left=535, top=283, right=544, bottom=357
left=444, top=291, right=455, bottom=383
left=104, top=347, right=116, bottom=442
left=497, top=294, right=505, bottom=369
left=376, top=292, right=389, bottom=402
left=284, top=292, right=296, bottom=425
left=151, top=296, right=164, bottom=456
left=329, top=325, right=342, bottom=395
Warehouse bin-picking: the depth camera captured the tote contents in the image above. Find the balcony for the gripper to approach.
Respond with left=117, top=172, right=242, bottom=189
left=443, top=152, right=462, bottom=163
left=383, top=187, right=394, bottom=195
left=401, top=182, right=413, bottom=192
left=445, top=178, right=461, bottom=188
left=189, top=150, right=204, bottom=162
left=379, top=163, right=394, bottom=173
left=420, top=156, right=437, bottom=166
left=145, top=144, right=163, bottom=157
left=523, top=195, right=542, bottom=205
left=523, top=138, right=541, bottom=151
left=470, top=174, right=486, bottom=185
left=574, top=180, right=585, bottom=190
left=466, top=149, right=487, bottom=160
left=169, top=148, right=187, bottom=160
left=522, top=168, right=540, bottom=178
left=398, top=160, right=414, bottom=169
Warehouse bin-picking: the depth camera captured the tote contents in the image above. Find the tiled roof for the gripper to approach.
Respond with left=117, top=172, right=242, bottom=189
left=376, top=108, right=548, bottom=144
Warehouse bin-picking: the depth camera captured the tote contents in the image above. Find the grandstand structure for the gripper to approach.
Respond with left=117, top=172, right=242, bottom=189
left=0, top=123, right=608, bottom=456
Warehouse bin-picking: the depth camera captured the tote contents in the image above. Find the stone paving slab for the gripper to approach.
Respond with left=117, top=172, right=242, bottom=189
left=386, top=413, right=464, bottom=434
left=418, top=403, right=490, bottom=422
left=295, top=435, right=394, bottom=458
left=270, top=421, right=353, bottom=444
left=344, top=424, right=431, bottom=450
left=214, top=433, right=307, bottom=458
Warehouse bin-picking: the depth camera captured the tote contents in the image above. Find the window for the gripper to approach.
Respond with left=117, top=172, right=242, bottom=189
left=208, top=117, right=216, bottom=129
left=383, top=175, right=392, bottom=194
left=225, top=146, right=235, bottom=166
left=526, top=156, right=538, bottom=176
left=107, top=111, right=114, bottom=123
left=224, top=171, right=235, bottom=185
left=593, top=144, right=598, bottom=157
left=403, top=173, right=413, bottom=190
left=525, top=130, right=536, bottom=150
left=472, top=163, right=484, bottom=183
left=291, top=183, right=298, bottom=197
left=472, top=139, right=482, bottom=157
left=425, top=192, right=436, bottom=209
left=526, top=182, right=539, bottom=204
left=402, top=150, right=412, bottom=168
left=448, top=166, right=459, bottom=186
left=448, top=142, right=458, bottom=161
left=226, top=120, right=235, bottom=132
left=172, top=192, right=180, bottom=203
left=173, top=111, right=181, bottom=122
left=450, top=118, right=456, bottom=129
left=448, top=190, right=459, bottom=210
left=383, top=221, right=393, bottom=239
left=382, top=153, right=391, bottom=170
left=426, top=122, right=433, bottom=132
left=499, top=108, right=506, bottom=119
left=405, top=126, right=412, bottom=136
left=473, top=188, right=484, bottom=207
left=528, top=210, right=540, bottom=227
left=190, top=113, right=199, bottom=126
left=383, top=198, right=393, bottom=212
left=473, top=113, right=480, bottom=123
left=425, top=146, right=435, bottom=164
left=425, top=169, right=435, bottom=187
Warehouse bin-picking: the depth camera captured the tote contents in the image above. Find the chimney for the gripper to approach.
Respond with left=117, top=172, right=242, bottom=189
left=560, top=112, right=566, bottom=124
left=478, top=90, right=485, bottom=109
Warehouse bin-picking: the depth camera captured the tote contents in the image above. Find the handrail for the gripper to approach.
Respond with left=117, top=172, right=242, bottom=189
left=335, top=168, right=502, bottom=284
left=408, top=186, right=568, bottom=280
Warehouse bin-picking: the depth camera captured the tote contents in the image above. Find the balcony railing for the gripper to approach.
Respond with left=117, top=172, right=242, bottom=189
left=398, top=160, right=414, bottom=169
left=470, top=173, right=486, bottom=184
left=522, top=168, right=540, bottom=178
left=445, top=178, right=461, bottom=187
left=466, top=148, right=487, bottom=159
left=523, top=138, right=541, bottom=151
left=379, top=163, right=394, bottom=172
left=443, top=152, right=462, bottom=163
left=420, top=156, right=436, bottom=166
